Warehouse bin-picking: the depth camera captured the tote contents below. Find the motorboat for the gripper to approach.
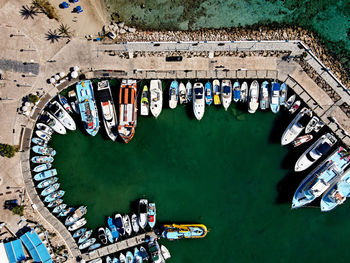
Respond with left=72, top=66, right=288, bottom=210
left=118, top=79, right=137, bottom=143
left=58, top=94, right=73, bottom=114
left=148, top=203, right=156, bottom=229
left=68, top=218, right=87, bottom=232
left=314, top=120, right=325, bottom=133
left=97, top=80, right=118, bottom=141
left=79, top=229, right=93, bottom=244
left=193, top=83, right=205, bottom=120
left=58, top=207, right=75, bottom=217
left=140, top=246, right=149, bottom=261
left=45, top=112, right=67, bottom=135
left=31, top=156, right=54, bottom=164
left=36, top=123, right=53, bottom=135
left=44, top=190, right=65, bottom=203
left=205, top=82, right=213, bottom=105
left=114, top=213, right=125, bottom=236
left=148, top=237, right=165, bottom=263
left=289, top=100, right=300, bottom=114
left=140, top=85, right=150, bottom=115
left=169, top=80, right=178, bottom=109
left=88, top=243, right=101, bottom=252
left=280, top=82, right=288, bottom=106
left=294, top=133, right=337, bottom=172
left=52, top=204, right=66, bottom=214
left=105, top=227, right=113, bottom=243
left=78, top=237, right=95, bottom=250
left=126, top=251, right=134, bottom=263
left=98, top=228, right=107, bottom=245
left=65, top=206, right=87, bottom=226
left=240, top=81, right=248, bottom=103
left=68, top=90, right=79, bottom=114
left=123, top=215, right=132, bottom=236
left=178, top=82, right=186, bottom=104
left=138, top=199, right=148, bottom=229
left=32, top=145, right=56, bottom=156
left=41, top=183, right=60, bottom=196
left=233, top=81, right=240, bottom=102
left=34, top=169, right=57, bottom=181
left=285, top=94, right=296, bottom=109
left=292, top=147, right=350, bottom=209
left=107, top=217, right=119, bottom=241
left=35, top=131, right=51, bottom=142
left=221, top=80, right=232, bottom=111
left=48, top=101, right=76, bottom=131
left=36, top=176, right=57, bottom=188
left=259, top=81, right=269, bottom=110
left=119, top=253, right=127, bottom=263
left=150, top=80, right=163, bottom=118
left=33, top=163, right=52, bottom=173
left=248, top=80, right=259, bottom=114
left=31, top=137, right=47, bottom=146
left=281, top=107, right=312, bottom=146
left=161, top=224, right=208, bottom=240
left=47, top=198, right=63, bottom=208
left=161, top=245, right=171, bottom=260
left=131, top=214, right=139, bottom=233
left=305, top=116, right=319, bottom=134
left=73, top=228, right=86, bottom=239
left=186, top=81, right=192, bottom=103
left=212, top=79, right=221, bottom=105
left=76, top=80, right=100, bottom=136
left=292, top=134, right=313, bottom=147
left=270, top=82, right=280, bottom=113
left=134, top=247, right=143, bottom=263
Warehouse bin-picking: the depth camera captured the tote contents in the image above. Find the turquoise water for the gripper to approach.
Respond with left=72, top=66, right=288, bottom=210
left=49, top=81, right=350, bottom=262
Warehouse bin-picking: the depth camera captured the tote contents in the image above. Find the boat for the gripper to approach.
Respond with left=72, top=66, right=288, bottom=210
left=41, top=183, right=60, bottom=196
left=45, top=112, right=67, bottom=135
left=212, top=79, right=221, bottom=105
left=119, top=253, right=127, bottom=263
left=240, top=81, right=248, bottom=103
left=186, top=81, right=192, bottom=103
left=160, top=245, right=171, bottom=260
left=36, top=176, right=57, bottom=188
left=31, top=156, right=54, bottom=164
left=148, top=203, right=156, bottom=229
left=292, top=147, right=350, bottom=209
left=34, top=169, right=57, bottom=181
left=78, top=229, right=93, bottom=244
left=321, top=169, right=350, bottom=212
left=169, top=80, right=179, bottom=109
left=138, top=199, right=148, bottom=229
left=112, top=257, right=120, bottom=263
left=280, top=82, right=288, bottom=106
left=58, top=94, right=73, bottom=114
left=205, top=82, right=213, bottom=105
left=150, top=80, right=163, bottom=118
left=259, top=81, right=270, bottom=110
left=33, top=163, right=52, bottom=173
left=98, top=228, right=107, bottom=245
left=305, top=116, right=319, bottom=134
left=35, top=131, right=51, bottom=142
left=68, top=90, right=79, bottom=114
left=68, top=218, right=87, bottom=232
left=48, top=101, right=76, bottom=131
left=78, top=237, right=95, bottom=250
left=140, top=85, right=150, bottom=115
left=65, top=206, right=87, bottom=226
left=76, top=80, right=100, bottom=136
left=134, top=247, right=143, bottom=263
left=73, top=228, right=86, bottom=239
left=294, top=133, right=337, bottom=172
left=285, top=94, right=296, bottom=109
left=292, top=134, right=313, bottom=147
left=248, top=80, right=259, bottom=114
left=105, top=227, right=113, bottom=243
left=47, top=198, right=63, bottom=208
left=31, top=137, right=47, bottom=146
left=281, top=107, right=312, bottom=146
left=178, top=82, right=186, bottom=104
left=233, top=81, right=240, bottom=102
left=36, top=123, right=53, bottom=135
left=123, top=215, right=132, bottom=236
left=270, top=82, right=280, bottom=113
left=44, top=190, right=65, bottom=203
left=97, top=80, right=118, bottom=141
left=106, top=256, right=112, bottom=263
left=126, top=251, right=134, bottom=263
left=148, top=237, right=165, bottom=263
left=88, top=259, right=102, bottom=263
left=161, top=224, right=208, bottom=240
left=289, top=100, right=300, bottom=114
left=118, top=79, right=137, bottom=143
left=221, top=80, right=232, bottom=111
left=88, top=243, right=101, bottom=252
left=114, top=214, right=125, bottom=236
left=52, top=204, right=66, bottom=214
left=58, top=207, right=75, bottom=217
left=32, top=145, right=56, bottom=156
left=139, top=246, right=149, bottom=261
left=314, top=120, right=325, bottom=133
left=108, top=216, right=119, bottom=240
left=131, top=214, right=139, bottom=233
left=193, top=82, right=205, bottom=120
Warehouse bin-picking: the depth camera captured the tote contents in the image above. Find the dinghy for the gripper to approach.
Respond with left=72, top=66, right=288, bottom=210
left=34, top=169, right=57, bottom=181
left=41, top=183, right=60, bottom=196
left=221, top=80, right=232, bottom=111
left=33, top=163, right=52, bottom=173
left=36, top=176, right=57, bottom=188
left=68, top=218, right=87, bottom=232
left=248, top=80, right=259, bottom=114
left=58, top=94, right=73, bottom=114
left=212, top=79, right=221, bottom=105
left=314, top=120, right=325, bottom=133
left=305, top=116, right=319, bottom=134
left=205, top=82, right=213, bottom=105
left=240, top=81, right=248, bottom=103
left=148, top=203, right=156, bottom=229
left=140, top=85, right=150, bottom=115
left=44, top=190, right=65, bottom=203
left=31, top=156, right=54, bottom=164
left=233, top=81, right=240, bottom=102
left=186, top=81, right=192, bottom=103
left=138, top=199, right=148, bottom=229
left=178, top=82, right=186, bottom=104
left=68, top=90, right=79, bottom=114
left=131, top=214, right=139, bottom=233
left=32, top=145, right=56, bottom=156
left=123, top=215, right=132, bottom=236
left=169, top=80, right=179, bottom=109
left=150, top=80, right=163, bottom=118
left=289, top=100, right=300, bottom=114
left=285, top=94, right=296, bottom=109
left=48, top=101, right=76, bottom=130
left=259, top=81, right=269, bottom=110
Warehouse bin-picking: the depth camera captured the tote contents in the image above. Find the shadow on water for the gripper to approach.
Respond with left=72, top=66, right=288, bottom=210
left=275, top=171, right=307, bottom=204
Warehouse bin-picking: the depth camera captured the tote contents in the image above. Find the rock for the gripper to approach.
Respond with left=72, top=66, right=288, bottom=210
left=128, top=27, right=136, bottom=33
left=118, top=22, right=125, bottom=28
left=119, top=29, right=126, bottom=34
left=124, top=26, right=129, bottom=31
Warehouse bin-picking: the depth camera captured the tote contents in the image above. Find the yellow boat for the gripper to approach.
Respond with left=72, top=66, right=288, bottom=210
left=161, top=224, right=208, bottom=240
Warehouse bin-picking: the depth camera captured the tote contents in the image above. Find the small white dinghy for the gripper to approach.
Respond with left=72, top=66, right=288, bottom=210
left=248, top=80, right=259, bottom=114
left=140, top=85, right=150, bottom=116
left=150, top=80, right=163, bottom=118
left=305, top=116, right=319, bottom=134
left=131, top=214, right=139, bottom=233
left=123, top=214, right=132, bottom=236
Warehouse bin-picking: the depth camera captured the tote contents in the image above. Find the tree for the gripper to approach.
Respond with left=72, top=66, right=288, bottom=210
left=12, top=205, right=24, bottom=216
left=0, top=144, right=17, bottom=158
left=28, top=93, right=39, bottom=104
left=58, top=24, right=72, bottom=38
left=45, top=29, right=61, bottom=43
left=20, top=5, right=37, bottom=19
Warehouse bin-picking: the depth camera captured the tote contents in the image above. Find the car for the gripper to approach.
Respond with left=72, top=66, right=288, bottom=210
left=165, top=56, right=182, bottom=62
left=4, top=199, right=18, bottom=210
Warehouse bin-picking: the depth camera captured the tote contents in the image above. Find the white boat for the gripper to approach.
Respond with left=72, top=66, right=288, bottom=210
left=48, top=101, right=76, bottom=131
left=150, top=80, right=163, bottom=118
left=285, top=94, right=296, bottom=109
left=240, top=81, right=248, bottom=103
left=36, top=123, right=53, bottom=135
left=314, top=120, right=325, bottom=133
left=294, top=133, right=337, bottom=172
left=68, top=218, right=87, bottom=231
left=78, top=238, right=96, bottom=250
left=193, top=82, right=205, bottom=120
left=259, top=81, right=269, bottom=110
left=123, top=215, right=132, bottom=236
left=186, top=81, right=192, bottom=103
left=65, top=206, right=87, bottom=226
left=68, top=90, right=79, bottom=114
left=289, top=100, right=300, bottom=114
left=178, top=82, right=187, bottom=104
left=45, top=112, right=67, bottom=135
left=305, top=116, right=319, bottom=134
left=161, top=245, right=171, bottom=260
left=169, top=80, right=178, bottom=109
left=140, top=85, right=149, bottom=116
left=88, top=259, right=102, bottom=263
left=35, top=130, right=51, bottom=142
left=131, top=214, right=139, bottom=233
left=97, top=80, right=118, bottom=141
left=221, top=80, right=232, bottom=111
left=248, top=80, right=259, bottom=114
left=119, top=253, right=126, bottom=263
left=281, top=107, right=312, bottom=146
left=138, top=199, right=148, bottom=229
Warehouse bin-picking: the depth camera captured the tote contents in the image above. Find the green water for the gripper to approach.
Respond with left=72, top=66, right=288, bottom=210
left=49, top=87, right=350, bottom=262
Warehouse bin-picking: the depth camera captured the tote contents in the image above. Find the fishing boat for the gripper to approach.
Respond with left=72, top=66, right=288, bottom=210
left=150, top=80, right=163, bottom=118
left=314, top=120, right=325, bottom=133
left=79, top=229, right=93, bottom=244
left=178, top=82, right=186, bottom=104
left=115, top=213, right=125, bottom=236
left=212, top=79, right=221, bottom=105
left=76, top=80, right=100, bottom=136
left=292, top=147, right=350, bottom=209
left=259, top=81, right=269, bottom=110
left=98, top=228, right=107, bottom=245
left=123, top=215, right=132, bottom=236
left=106, top=256, right=112, bottom=263
left=148, top=237, right=165, bottom=263
left=270, top=82, right=280, bottom=113
left=131, top=214, right=139, bottom=233
left=73, top=228, right=86, bottom=239
left=138, top=199, right=148, bottom=229
left=31, top=137, right=47, bottom=146
left=186, top=81, right=192, bottom=103
left=281, top=107, right=312, bottom=146
left=36, top=123, right=53, bottom=135
left=33, top=163, right=52, bottom=173
left=52, top=204, right=66, bottom=214
left=292, top=134, right=313, bottom=147
left=140, top=85, right=150, bottom=115
left=118, top=79, right=137, bottom=143
left=193, top=83, right=205, bottom=120
left=240, top=81, right=248, bottom=103
left=305, top=116, right=319, bottom=134
left=205, top=82, right=213, bottom=105
left=285, top=94, right=296, bottom=109
left=108, top=216, right=119, bottom=240
left=65, top=206, right=87, bottom=226
left=160, top=245, right=171, bottom=260
left=48, top=101, right=76, bottom=131
left=112, top=257, right=119, bottom=263
left=36, top=176, right=57, bottom=188
left=248, top=80, right=259, bottom=114
left=31, top=156, right=54, bottom=164
left=97, top=80, right=118, bottom=141
left=68, top=90, right=79, bottom=114
left=44, top=190, right=65, bottom=203
left=34, top=169, right=57, bottom=181
left=295, top=133, right=337, bottom=172
left=78, top=237, right=95, bottom=250
left=68, top=218, right=87, bottom=232
left=221, top=80, right=232, bottom=111
left=280, top=82, right=288, bottom=106
left=233, top=81, right=240, bottom=102
left=134, top=247, right=143, bottom=263
left=41, top=183, right=60, bottom=196
left=161, top=224, right=208, bottom=240
left=47, top=198, right=63, bottom=208
left=45, top=112, right=67, bottom=135
left=88, top=243, right=101, bottom=252
left=105, top=227, right=113, bottom=243
left=148, top=203, right=156, bottom=229
left=58, top=207, right=75, bottom=217
left=169, top=80, right=179, bottom=109
left=140, top=246, right=149, bottom=261
left=126, top=251, right=134, bottom=263
left=58, top=94, right=73, bottom=114
left=119, top=253, right=127, bottom=263
left=32, top=145, right=56, bottom=156
left=35, top=131, right=51, bottom=142
left=289, top=100, right=300, bottom=114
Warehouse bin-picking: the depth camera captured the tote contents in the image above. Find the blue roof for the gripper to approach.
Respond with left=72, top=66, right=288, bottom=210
left=272, top=82, right=280, bottom=91
left=4, top=239, right=26, bottom=263
left=20, top=230, right=53, bottom=263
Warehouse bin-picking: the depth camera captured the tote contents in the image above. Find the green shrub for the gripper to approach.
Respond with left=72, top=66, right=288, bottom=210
left=12, top=205, right=24, bottom=216
left=28, top=94, right=39, bottom=104
left=0, top=144, right=17, bottom=158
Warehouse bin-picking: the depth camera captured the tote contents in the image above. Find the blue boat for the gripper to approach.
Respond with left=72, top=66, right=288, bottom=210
left=44, top=190, right=65, bottom=202
left=233, top=81, right=240, bottom=102
left=88, top=243, right=101, bottom=252
left=31, top=137, right=47, bottom=146
left=126, top=251, right=134, bottom=263
left=169, top=80, right=179, bottom=109
left=47, top=198, right=63, bottom=208
left=36, top=176, right=58, bottom=189
left=270, top=82, right=280, bottom=113
left=280, top=82, right=288, bottom=106
left=41, top=183, right=60, bottom=196
left=31, top=156, right=54, bottom=164
left=134, top=247, right=143, bottom=263
left=73, top=228, right=86, bottom=239
left=33, top=163, right=52, bottom=173
left=79, top=229, right=93, bottom=244
left=76, top=80, right=100, bottom=136
left=112, top=257, right=120, bottom=263
left=292, top=147, right=350, bottom=209
left=115, top=213, right=125, bottom=236
left=34, top=169, right=57, bottom=181
left=105, top=227, right=114, bottom=243
left=58, top=207, right=75, bottom=217
left=107, top=217, right=119, bottom=241
left=204, top=82, right=213, bottom=105
left=32, top=145, right=56, bottom=156
left=52, top=204, right=66, bottom=214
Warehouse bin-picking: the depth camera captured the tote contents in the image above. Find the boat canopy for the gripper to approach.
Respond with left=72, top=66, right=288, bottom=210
left=272, top=83, right=280, bottom=91
left=315, top=142, right=332, bottom=155
left=223, top=86, right=231, bottom=94
left=97, top=89, right=112, bottom=103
